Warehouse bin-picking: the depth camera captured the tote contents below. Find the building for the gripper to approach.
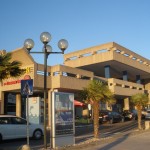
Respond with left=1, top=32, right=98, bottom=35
left=0, top=42, right=150, bottom=124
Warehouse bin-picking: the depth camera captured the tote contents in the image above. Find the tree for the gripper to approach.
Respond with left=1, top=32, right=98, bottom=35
left=0, top=52, right=25, bottom=81
left=79, top=79, right=115, bottom=138
left=130, top=93, right=149, bottom=130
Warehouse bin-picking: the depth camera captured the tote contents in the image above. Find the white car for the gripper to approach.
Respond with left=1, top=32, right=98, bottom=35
left=145, top=110, right=150, bottom=119
left=0, top=115, right=44, bottom=141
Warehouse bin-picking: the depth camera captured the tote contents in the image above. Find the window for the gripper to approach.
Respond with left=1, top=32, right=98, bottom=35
left=0, top=117, right=10, bottom=124
left=11, top=117, right=26, bottom=124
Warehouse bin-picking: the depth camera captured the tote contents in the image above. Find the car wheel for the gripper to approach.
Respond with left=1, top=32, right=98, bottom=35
left=109, top=118, right=113, bottom=124
left=33, top=129, right=43, bottom=140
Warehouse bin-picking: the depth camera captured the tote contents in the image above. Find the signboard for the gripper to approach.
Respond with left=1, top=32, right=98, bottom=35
left=21, top=79, right=33, bottom=96
left=51, top=92, right=75, bottom=148
left=27, top=97, right=44, bottom=124
left=21, top=79, right=33, bottom=145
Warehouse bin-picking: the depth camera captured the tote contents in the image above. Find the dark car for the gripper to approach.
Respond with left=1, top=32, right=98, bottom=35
left=131, top=109, right=146, bottom=120
left=99, top=111, right=110, bottom=124
left=122, top=110, right=136, bottom=121
left=99, top=111, right=125, bottom=124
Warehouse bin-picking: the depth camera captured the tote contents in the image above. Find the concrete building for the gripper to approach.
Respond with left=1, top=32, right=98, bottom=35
left=0, top=42, right=150, bottom=123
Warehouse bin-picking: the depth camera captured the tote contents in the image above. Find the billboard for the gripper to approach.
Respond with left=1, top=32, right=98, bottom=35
left=51, top=92, right=75, bottom=148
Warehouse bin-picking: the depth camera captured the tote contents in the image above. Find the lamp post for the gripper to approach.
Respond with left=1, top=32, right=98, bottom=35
left=24, top=32, right=68, bottom=149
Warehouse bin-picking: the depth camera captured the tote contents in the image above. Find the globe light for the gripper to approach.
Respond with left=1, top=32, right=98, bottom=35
left=58, top=39, right=68, bottom=53
left=24, top=39, right=34, bottom=51
left=42, top=45, right=52, bottom=53
left=40, top=32, right=51, bottom=44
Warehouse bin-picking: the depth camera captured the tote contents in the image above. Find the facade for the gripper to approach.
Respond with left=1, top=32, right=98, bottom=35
left=0, top=42, right=150, bottom=124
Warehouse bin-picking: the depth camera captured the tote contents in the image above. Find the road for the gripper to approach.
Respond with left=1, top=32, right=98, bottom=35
left=0, top=120, right=143, bottom=150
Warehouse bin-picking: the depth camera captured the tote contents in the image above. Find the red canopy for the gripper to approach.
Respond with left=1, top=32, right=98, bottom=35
left=74, top=100, right=85, bottom=106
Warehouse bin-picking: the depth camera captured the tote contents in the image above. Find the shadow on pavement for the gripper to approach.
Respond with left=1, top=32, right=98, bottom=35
left=99, top=133, right=131, bottom=150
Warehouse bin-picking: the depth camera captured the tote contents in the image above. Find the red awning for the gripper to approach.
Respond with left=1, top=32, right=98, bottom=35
left=74, top=100, right=85, bottom=106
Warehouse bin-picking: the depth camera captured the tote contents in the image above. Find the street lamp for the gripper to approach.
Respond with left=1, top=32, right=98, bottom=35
left=24, top=32, right=68, bottom=149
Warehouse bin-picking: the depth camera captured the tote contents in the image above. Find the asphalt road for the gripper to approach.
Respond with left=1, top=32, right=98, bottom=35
left=0, top=120, right=142, bottom=150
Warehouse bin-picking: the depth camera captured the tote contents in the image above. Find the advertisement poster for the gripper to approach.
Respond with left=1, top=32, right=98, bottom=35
left=26, top=97, right=44, bottom=124
left=53, top=92, right=74, bottom=136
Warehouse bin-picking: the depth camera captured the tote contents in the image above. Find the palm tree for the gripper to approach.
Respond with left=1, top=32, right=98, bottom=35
left=130, top=93, right=149, bottom=130
left=80, top=79, right=115, bottom=138
left=0, top=52, right=25, bottom=81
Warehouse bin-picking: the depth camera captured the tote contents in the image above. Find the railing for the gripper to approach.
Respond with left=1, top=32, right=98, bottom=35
left=64, top=42, right=150, bottom=68
left=108, top=78, right=144, bottom=95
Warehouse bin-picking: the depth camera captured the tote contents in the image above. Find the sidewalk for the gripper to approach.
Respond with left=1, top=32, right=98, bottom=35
left=81, top=131, right=150, bottom=150
left=54, top=129, right=150, bottom=150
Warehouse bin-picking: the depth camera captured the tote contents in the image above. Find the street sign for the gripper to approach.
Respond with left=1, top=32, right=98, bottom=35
left=21, top=79, right=33, bottom=96
left=21, top=79, right=33, bottom=146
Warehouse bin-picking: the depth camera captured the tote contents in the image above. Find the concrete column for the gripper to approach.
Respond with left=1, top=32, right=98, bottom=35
left=16, top=94, right=21, bottom=117
left=123, top=71, right=128, bottom=81
left=124, top=98, right=129, bottom=111
left=136, top=75, right=141, bottom=84
left=0, top=91, right=4, bottom=114
left=59, top=71, right=63, bottom=76
left=148, top=91, right=150, bottom=109
left=104, top=65, right=110, bottom=78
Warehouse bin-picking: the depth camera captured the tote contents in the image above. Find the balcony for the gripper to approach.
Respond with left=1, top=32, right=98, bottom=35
left=108, top=78, right=144, bottom=96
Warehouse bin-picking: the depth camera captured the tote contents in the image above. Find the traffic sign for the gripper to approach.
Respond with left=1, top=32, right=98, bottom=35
left=21, top=79, right=33, bottom=96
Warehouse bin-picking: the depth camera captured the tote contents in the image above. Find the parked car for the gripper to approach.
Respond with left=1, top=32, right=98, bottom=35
left=0, top=115, right=44, bottom=141
left=99, top=111, right=125, bottom=124
left=122, top=110, right=136, bottom=121
left=145, top=109, right=150, bottom=120
left=131, top=109, right=146, bottom=120
left=99, top=111, right=109, bottom=124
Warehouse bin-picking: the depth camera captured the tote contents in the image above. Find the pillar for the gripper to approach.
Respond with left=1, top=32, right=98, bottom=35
left=136, top=75, right=141, bottom=84
left=123, top=71, right=128, bottom=81
left=148, top=91, right=150, bottom=109
left=16, top=94, right=21, bottom=117
left=123, top=98, right=129, bottom=111
left=104, top=65, right=110, bottom=78
left=0, top=91, right=4, bottom=114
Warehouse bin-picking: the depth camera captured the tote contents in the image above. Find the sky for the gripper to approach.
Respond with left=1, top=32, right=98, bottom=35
left=0, top=0, right=150, bottom=66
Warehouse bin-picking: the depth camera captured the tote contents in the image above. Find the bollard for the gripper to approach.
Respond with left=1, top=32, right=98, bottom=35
left=145, top=121, right=150, bottom=130
left=21, top=145, right=31, bottom=150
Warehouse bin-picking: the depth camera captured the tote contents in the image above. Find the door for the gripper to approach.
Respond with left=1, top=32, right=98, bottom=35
left=11, top=117, right=27, bottom=138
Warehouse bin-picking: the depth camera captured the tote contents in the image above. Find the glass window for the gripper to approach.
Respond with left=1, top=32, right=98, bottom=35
left=11, top=117, right=26, bottom=124
left=0, top=117, right=11, bottom=124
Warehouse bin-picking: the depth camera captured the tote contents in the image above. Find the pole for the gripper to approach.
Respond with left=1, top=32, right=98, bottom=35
left=44, top=45, right=47, bottom=149
left=26, top=95, right=29, bottom=146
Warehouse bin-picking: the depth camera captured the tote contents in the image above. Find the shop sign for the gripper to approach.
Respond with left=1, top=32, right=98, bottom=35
left=3, top=74, right=32, bottom=86
left=3, top=80, right=21, bottom=86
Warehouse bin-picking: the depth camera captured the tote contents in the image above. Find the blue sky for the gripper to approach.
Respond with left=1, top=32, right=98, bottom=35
left=0, top=0, right=150, bottom=66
